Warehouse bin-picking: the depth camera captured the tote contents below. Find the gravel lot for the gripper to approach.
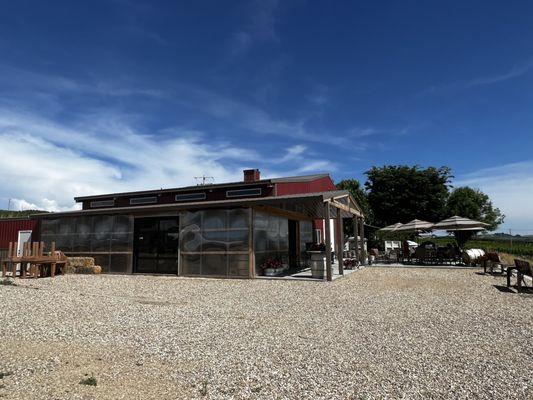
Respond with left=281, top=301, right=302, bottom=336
left=0, top=267, right=532, bottom=399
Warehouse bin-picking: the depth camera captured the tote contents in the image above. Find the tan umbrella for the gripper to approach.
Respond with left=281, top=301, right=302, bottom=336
left=432, top=216, right=489, bottom=231
left=379, top=222, right=403, bottom=232
left=395, top=219, right=434, bottom=233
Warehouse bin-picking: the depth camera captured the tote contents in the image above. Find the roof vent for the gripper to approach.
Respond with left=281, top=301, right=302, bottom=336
left=243, top=169, right=260, bottom=183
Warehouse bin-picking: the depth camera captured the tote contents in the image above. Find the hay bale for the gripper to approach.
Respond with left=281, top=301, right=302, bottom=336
left=63, top=264, right=77, bottom=274
left=76, top=265, right=101, bottom=274
left=65, top=257, right=98, bottom=274
left=67, top=257, right=95, bottom=268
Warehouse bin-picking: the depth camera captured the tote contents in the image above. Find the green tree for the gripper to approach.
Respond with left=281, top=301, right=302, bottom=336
left=446, top=187, right=504, bottom=231
left=336, top=179, right=372, bottom=223
left=365, top=165, right=453, bottom=227
left=0, top=210, right=45, bottom=219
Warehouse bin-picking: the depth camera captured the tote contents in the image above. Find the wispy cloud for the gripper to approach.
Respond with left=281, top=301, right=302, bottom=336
left=0, top=64, right=164, bottom=100
left=0, top=106, right=337, bottom=211
left=466, top=58, right=533, bottom=87
left=455, top=161, right=533, bottom=232
left=226, top=0, right=281, bottom=60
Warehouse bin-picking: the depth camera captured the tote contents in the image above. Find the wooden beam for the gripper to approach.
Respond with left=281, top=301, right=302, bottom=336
left=324, top=203, right=332, bottom=281
left=328, top=199, right=362, bottom=217
left=253, top=205, right=312, bottom=221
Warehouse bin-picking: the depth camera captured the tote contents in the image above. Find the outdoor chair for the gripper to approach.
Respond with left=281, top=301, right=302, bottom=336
left=483, top=252, right=507, bottom=275
left=507, top=259, right=533, bottom=290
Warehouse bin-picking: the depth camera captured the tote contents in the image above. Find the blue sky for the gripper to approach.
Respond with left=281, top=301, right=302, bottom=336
left=0, top=1, right=532, bottom=232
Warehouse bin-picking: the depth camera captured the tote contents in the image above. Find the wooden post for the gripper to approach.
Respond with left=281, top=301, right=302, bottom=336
left=249, top=208, right=255, bottom=278
left=352, top=216, right=359, bottom=262
left=324, top=203, right=332, bottom=281
left=336, top=215, right=344, bottom=275
left=359, top=217, right=365, bottom=265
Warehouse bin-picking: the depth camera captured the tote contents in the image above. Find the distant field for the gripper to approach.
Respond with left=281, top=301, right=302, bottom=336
left=427, top=236, right=533, bottom=260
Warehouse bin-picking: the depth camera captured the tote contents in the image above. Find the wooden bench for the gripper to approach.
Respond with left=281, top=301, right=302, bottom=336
left=1, top=241, right=67, bottom=279
left=507, top=259, right=533, bottom=290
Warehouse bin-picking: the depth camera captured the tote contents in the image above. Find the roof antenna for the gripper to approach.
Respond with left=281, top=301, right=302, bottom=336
left=195, top=175, right=214, bottom=186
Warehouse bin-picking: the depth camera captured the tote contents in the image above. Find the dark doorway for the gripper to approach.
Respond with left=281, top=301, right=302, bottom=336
left=288, top=219, right=299, bottom=268
left=134, top=217, right=179, bottom=274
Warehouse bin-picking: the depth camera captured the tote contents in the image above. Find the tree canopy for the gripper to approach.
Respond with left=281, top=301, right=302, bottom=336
left=446, top=187, right=504, bottom=231
left=364, top=165, right=453, bottom=227
left=335, top=179, right=373, bottom=223
left=0, top=210, right=44, bottom=219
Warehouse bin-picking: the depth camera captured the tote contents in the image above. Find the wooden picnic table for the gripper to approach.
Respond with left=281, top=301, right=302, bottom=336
left=1, top=241, right=67, bottom=279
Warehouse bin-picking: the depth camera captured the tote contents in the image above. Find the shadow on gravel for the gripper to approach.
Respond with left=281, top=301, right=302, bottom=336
left=493, top=285, right=515, bottom=293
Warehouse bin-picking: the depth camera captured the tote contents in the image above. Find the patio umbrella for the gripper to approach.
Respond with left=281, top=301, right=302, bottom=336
left=395, top=219, right=434, bottom=233
left=379, top=222, right=403, bottom=232
left=432, top=216, right=489, bottom=231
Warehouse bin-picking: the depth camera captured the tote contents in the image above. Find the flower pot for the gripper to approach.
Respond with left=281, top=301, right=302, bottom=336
left=264, top=268, right=283, bottom=276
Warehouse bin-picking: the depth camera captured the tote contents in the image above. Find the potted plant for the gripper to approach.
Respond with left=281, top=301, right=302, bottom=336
left=262, top=258, right=284, bottom=276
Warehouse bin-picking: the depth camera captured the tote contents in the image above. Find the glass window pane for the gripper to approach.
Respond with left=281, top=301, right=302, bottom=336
left=41, top=219, right=59, bottom=235
left=253, top=230, right=267, bottom=252
left=180, top=229, right=202, bottom=252
left=202, top=210, right=227, bottom=230
left=76, top=217, right=93, bottom=235
left=181, top=253, right=201, bottom=275
left=253, top=211, right=268, bottom=230
left=58, top=218, right=75, bottom=235
left=114, top=215, right=133, bottom=234
left=111, top=233, right=133, bottom=252
left=228, top=254, right=249, bottom=277
left=181, top=211, right=201, bottom=228
left=227, top=230, right=249, bottom=251
left=110, top=254, right=131, bottom=274
left=202, top=231, right=227, bottom=252
left=94, top=215, right=115, bottom=234
left=267, top=215, right=279, bottom=232
left=228, top=209, right=249, bottom=229
left=267, top=230, right=279, bottom=251
left=91, top=233, right=111, bottom=252
left=202, top=254, right=227, bottom=276
left=72, top=234, right=91, bottom=252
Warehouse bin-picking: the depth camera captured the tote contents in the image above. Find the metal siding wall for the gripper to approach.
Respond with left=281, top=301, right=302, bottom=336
left=275, top=176, right=336, bottom=196
left=0, top=219, right=38, bottom=249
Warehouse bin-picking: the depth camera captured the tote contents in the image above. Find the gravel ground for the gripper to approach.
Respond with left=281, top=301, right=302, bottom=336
left=0, top=267, right=532, bottom=400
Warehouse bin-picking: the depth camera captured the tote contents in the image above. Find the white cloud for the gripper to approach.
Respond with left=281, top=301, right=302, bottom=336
left=0, top=111, right=256, bottom=211
left=466, top=58, right=533, bottom=87
left=455, top=161, right=533, bottom=233
left=0, top=109, right=336, bottom=212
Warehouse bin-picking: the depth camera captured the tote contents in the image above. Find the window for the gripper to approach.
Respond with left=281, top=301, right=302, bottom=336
left=314, top=229, right=322, bottom=244
left=90, top=200, right=114, bottom=208
left=226, top=188, right=262, bottom=198
left=175, top=192, right=206, bottom=202
left=130, top=196, right=157, bottom=205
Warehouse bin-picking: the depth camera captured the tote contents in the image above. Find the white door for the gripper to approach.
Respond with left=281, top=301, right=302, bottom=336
left=16, top=230, right=32, bottom=274
left=17, top=230, right=32, bottom=255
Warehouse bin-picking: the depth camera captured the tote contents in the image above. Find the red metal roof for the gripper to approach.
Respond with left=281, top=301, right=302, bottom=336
left=0, top=219, right=37, bottom=249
